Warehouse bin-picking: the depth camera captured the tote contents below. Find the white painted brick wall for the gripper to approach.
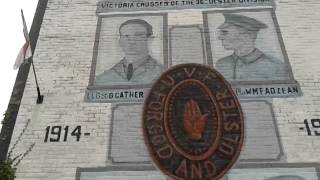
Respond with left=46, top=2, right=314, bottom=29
left=11, top=0, right=110, bottom=179
left=8, top=0, right=320, bottom=179
left=273, top=0, right=320, bottom=163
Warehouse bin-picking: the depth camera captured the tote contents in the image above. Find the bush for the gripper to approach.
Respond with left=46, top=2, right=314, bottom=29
left=0, top=159, right=15, bottom=180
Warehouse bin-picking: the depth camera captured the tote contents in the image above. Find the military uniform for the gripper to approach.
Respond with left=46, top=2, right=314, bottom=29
left=216, top=13, right=290, bottom=81
left=94, top=56, right=163, bottom=86
left=216, top=48, right=290, bottom=81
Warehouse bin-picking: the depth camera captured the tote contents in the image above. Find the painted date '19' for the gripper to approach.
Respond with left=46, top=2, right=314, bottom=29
left=44, top=126, right=89, bottom=142
left=303, top=119, right=320, bottom=136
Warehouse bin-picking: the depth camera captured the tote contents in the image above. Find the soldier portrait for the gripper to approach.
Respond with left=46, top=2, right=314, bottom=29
left=92, top=15, right=166, bottom=87
left=206, top=11, right=293, bottom=82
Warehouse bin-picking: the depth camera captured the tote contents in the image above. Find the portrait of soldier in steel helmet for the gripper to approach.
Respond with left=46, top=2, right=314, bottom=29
left=94, top=18, right=164, bottom=86
left=214, top=13, right=291, bottom=82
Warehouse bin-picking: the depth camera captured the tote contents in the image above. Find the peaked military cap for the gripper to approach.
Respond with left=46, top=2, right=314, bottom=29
left=218, top=13, right=267, bottom=31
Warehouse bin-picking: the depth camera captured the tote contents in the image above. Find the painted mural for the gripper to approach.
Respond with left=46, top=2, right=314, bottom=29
left=3, top=0, right=320, bottom=180
left=81, top=0, right=315, bottom=179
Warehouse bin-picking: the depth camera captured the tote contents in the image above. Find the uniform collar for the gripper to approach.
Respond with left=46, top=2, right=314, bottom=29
left=232, top=48, right=264, bottom=64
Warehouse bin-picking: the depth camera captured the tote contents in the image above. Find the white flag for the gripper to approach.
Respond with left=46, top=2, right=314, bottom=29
left=13, top=9, right=32, bottom=70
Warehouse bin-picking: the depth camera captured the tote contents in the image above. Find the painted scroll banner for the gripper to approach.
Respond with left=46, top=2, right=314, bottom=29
left=85, top=88, right=145, bottom=103
left=85, top=82, right=302, bottom=102
left=97, top=0, right=274, bottom=14
left=233, top=83, right=302, bottom=98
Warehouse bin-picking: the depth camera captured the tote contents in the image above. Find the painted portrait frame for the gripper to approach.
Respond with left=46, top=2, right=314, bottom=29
left=239, top=99, right=284, bottom=163
left=203, top=8, right=296, bottom=86
left=107, top=103, right=150, bottom=164
left=87, top=13, right=168, bottom=90
left=75, top=163, right=320, bottom=180
left=228, top=163, right=320, bottom=180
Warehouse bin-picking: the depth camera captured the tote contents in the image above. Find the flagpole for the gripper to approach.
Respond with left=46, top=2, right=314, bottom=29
left=31, top=58, right=43, bottom=104
left=21, top=9, right=43, bottom=104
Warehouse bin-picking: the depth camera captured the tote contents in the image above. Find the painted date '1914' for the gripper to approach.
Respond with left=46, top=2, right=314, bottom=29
left=44, top=126, right=90, bottom=142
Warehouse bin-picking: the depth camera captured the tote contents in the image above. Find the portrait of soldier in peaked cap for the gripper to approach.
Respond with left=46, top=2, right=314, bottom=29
left=93, top=16, right=165, bottom=87
left=214, top=13, right=290, bottom=81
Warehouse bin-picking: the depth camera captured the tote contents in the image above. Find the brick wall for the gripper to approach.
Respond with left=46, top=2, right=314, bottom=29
left=7, top=0, right=320, bottom=179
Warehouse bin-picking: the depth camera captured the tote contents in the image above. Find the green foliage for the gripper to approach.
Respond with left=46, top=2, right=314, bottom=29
left=1, top=112, right=10, bottom=125
left=0, top=159, right=15, bottom=180
left=0, top=112, right=15, bottom=180
left=0, top=115, right=35, bottom=180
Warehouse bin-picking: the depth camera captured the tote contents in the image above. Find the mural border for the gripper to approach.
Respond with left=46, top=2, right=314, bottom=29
left=239, top=100, right=284, bottom=162
left=107, top=102, right=152, bottom=164
left=232, top=163, right=320, bottom=179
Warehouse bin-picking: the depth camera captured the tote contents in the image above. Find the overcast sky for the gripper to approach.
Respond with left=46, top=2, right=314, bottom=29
left=0, top=1, right=38, bottom=130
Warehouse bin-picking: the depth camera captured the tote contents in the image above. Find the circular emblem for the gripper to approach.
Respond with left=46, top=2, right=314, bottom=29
left=143, top=63, right=244, bottom=180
